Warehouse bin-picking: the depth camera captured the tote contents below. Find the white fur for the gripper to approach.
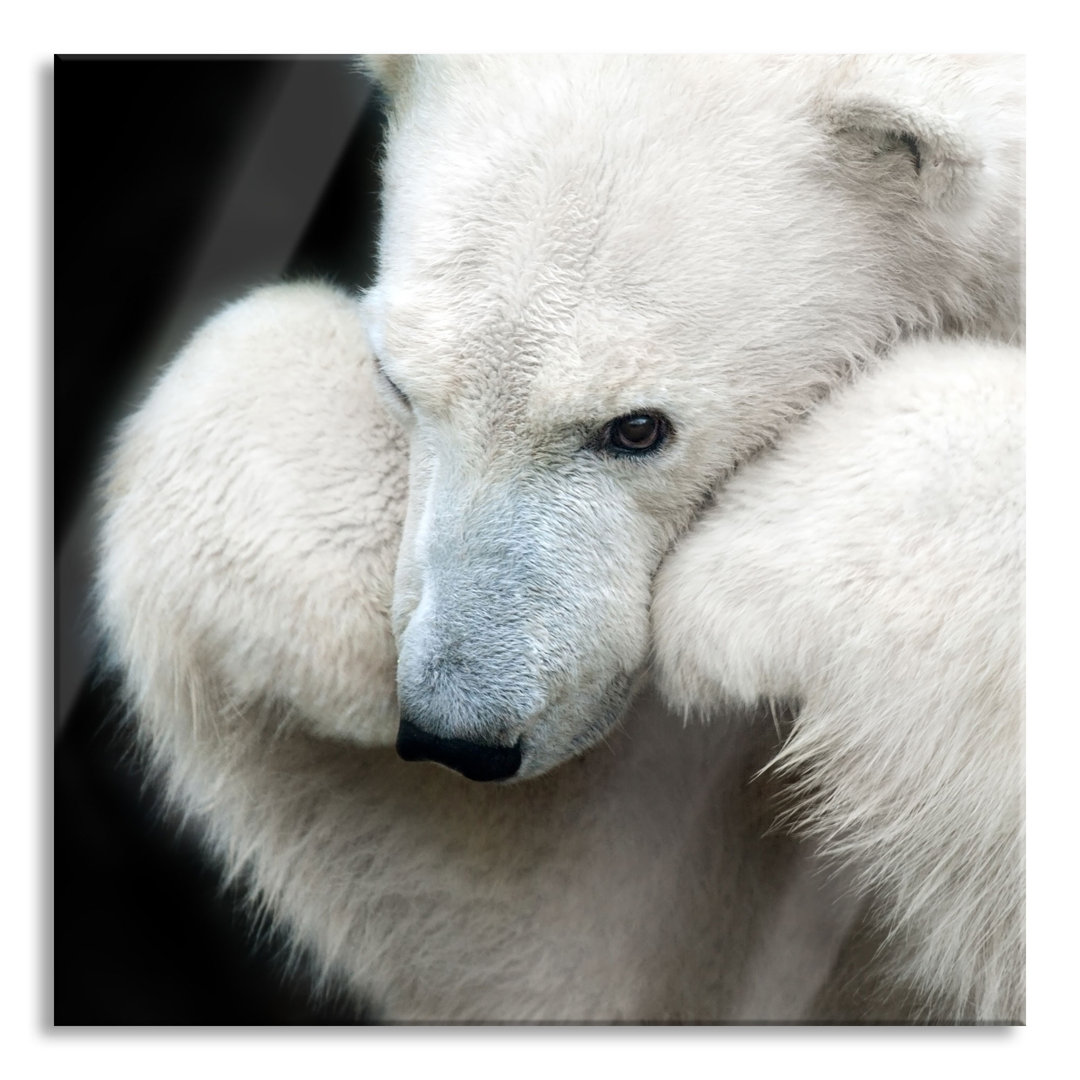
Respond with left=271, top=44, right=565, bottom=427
left=96, top=282, right=862, bottom=1022
left=360, top=53, right=1022, bottom=778
left=95, top=55, right=1023, bottom=1022
left=653, top=339, right=1024, bottom=1021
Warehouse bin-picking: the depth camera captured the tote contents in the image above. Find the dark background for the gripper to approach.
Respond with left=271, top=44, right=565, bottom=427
left=54, top=56, right=388, bottom=1025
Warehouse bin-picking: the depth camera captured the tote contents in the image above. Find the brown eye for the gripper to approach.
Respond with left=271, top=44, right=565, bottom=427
left=605, top=412, right=669, bottom=455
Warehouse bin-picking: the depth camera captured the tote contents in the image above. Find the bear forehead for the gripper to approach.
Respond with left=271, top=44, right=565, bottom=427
left=364, top=53, right=939, bottom=431
left=369, top=58, right=848, bottom=359
left=370, top=283, right=677, bottom=427
left=379, top=64, right=824, bottom=252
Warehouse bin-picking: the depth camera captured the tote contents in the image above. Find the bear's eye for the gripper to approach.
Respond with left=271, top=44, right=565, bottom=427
left=602, top=412, right=670, bottom=455
left=375, top=360, right=411, bottom=410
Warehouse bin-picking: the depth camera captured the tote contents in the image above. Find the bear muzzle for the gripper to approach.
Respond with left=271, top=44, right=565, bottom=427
left=395, top=714, right=523, bottom=782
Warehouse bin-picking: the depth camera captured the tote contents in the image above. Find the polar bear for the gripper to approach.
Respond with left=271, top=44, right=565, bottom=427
left=95, top=55, right=1024, bottom=1022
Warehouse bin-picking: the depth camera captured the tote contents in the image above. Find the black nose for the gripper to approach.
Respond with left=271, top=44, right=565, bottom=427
left=396, top=716, right=522, bottom=782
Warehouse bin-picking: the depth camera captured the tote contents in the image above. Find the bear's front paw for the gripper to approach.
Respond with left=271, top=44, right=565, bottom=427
left=651, top=338, right=1024, bottom=724
left=97, top=281, right=410, bottom=749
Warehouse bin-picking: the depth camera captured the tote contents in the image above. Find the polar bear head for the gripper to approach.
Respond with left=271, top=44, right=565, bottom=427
left=359, top=55, right=1022, bottom=781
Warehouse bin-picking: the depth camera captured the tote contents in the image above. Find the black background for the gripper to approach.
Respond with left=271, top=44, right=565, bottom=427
left=54, top=56, right=388, bottom=1025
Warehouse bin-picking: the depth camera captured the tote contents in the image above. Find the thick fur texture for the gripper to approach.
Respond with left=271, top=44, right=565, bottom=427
left=96, top=282, right=863, bottom=1022
left=360, top=54, right=1022, bottom=778
left=95, top=55, right=1023, bottom=1022
left=653, top=339, right=1024, bottom=1021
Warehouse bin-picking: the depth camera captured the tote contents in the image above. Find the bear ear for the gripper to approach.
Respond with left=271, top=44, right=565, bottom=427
left=357, top=54, right=418, bottom=98
left=811, top=56, right=1023, bottom=217
left=817, top=93, right=977, bottom=209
